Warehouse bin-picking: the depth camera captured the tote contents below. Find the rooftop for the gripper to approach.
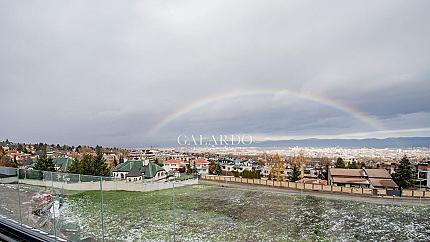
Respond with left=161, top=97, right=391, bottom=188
left=329, top=168, right=366, bottom=177
left=364, top=169, right=391, bottom=179
left=368, top=178, right=398, bottom=188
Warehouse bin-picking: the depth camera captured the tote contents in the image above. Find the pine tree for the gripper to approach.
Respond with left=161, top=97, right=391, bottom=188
left=91, top=145, right=109, bottom=176
left=33, top=146, right=56, bottom=171
left=68, top=157, right=82, bottom=174
left=392, top=155, right=414, bottom=189
left=335, top=157, right=346, bottom=168
left=79, top=154, right=94, bottom=175
left=289, top=164, right=302, bottom=182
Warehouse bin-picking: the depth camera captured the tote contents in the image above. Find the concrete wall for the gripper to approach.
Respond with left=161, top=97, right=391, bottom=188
left=322, top=185, right=332, bottom=191
left=352, top=188, right=362, bottom=194
left=413, top=190, right=424, bottom=198
left=19, top=178, right=198, bottom=192
left=378, top=189, right=387, bottom=196
left=313, top=184, right=323, bottom=191
left=341, top=187, right=352, bottom=193
left=402, top=190, right=413, bottom=197
left=363, top=188, right=373, bottom=195
left=0, top=177, right=18, bottom=184
left=288, top=182, right=296, bottom=189
left=331, top=186, right=342, bottom=192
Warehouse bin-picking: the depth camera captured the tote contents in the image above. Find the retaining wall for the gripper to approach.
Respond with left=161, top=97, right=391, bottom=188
left=17, top=178, right=198, bottom=192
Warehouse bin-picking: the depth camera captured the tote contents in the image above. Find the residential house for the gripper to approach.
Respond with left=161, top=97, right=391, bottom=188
left=303, top=166, right=321, bottom=178
left=192, top=159, right=210, bottom=174
left=220, top=159, right=261, bottom=176
left=328, top=168, right=398, bottom=189
left=260, top=163, right=271, bottom=178
left=328, top=168, right=370, bottom=188
left=112, top=159, right=167, bottom=182
left=365, top=168, right=398, bottom=189
left=163, top=159, right=188, bottom=173
left=416, top=161, right=430, bottom=188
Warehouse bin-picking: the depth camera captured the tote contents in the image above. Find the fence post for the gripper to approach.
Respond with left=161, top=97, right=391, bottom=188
left=100, top=177, right=105, bottom=242
left=17, top=168, right=22, bottom=227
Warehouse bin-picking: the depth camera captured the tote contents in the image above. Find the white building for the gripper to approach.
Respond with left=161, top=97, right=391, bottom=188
left=192, top=159, right=210, bottom=174
left=163, top=159, right=187, bottom=173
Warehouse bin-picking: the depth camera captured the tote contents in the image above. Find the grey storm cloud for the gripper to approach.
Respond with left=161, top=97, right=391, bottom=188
left=0, top=0, right=429, bottom=146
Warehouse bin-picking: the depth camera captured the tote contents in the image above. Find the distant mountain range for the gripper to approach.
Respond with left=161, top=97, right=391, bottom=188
left=253, top=137, right=430, bottom=148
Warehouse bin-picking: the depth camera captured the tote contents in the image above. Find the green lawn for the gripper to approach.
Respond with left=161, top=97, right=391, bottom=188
left=61, top=185, right=430, bottom=242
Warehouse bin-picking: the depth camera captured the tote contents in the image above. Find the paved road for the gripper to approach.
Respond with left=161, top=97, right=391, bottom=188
left=199, top=179, right=430, bottom=206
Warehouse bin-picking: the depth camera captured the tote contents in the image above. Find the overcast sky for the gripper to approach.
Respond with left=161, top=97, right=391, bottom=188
left=1, top=0, right=429, bottom=147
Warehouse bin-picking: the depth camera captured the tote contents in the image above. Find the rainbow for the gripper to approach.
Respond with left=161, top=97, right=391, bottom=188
left=147, top=88, right=384, bottom=136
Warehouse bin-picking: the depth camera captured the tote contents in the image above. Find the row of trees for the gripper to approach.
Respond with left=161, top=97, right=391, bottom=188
left=32, top=145, right=110, bottom=176
left=67, top=146, right=109, bottom=176
left=334, top=157, right=366, bottom=169
left=233, top=169, right=261, bottom=179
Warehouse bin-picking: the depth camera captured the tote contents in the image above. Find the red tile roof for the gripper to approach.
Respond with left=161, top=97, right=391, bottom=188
left=193, top=159, right=209, bottom=164
left=164, top=159, right=183, bottom=164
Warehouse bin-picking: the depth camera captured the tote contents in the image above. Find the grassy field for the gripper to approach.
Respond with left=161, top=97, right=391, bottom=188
left=62, top=185, right=430, bottom=242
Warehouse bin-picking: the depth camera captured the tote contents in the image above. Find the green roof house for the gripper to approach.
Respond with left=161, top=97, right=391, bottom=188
left=142, top=162, right=165, bottom=179
left=112, top=160, right=166, bottom=182
left=53, top=157, right=74, bottom=172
